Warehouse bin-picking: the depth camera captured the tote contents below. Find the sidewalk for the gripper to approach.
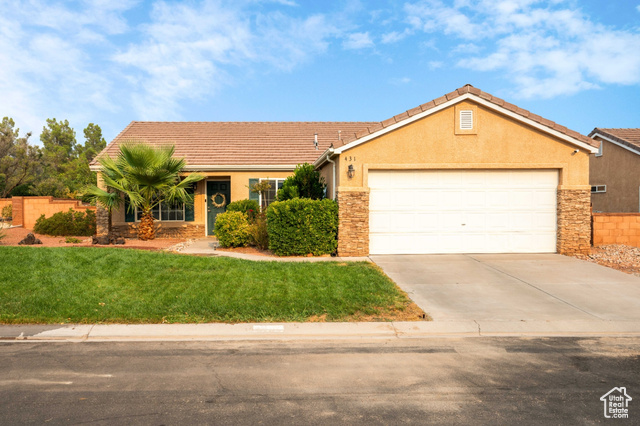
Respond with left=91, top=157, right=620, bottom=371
left=3, top=319, right=640, bottom=342
left=178, top=238, right=370, bottom=262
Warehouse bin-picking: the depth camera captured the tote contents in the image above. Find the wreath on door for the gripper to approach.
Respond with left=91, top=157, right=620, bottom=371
left=210, top=192, right=226, bottom=208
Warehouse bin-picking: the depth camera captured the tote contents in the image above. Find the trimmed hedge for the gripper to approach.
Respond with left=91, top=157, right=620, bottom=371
left=226, top=199, right=259, bottom=222
left=33, top=209, right=96, bottom=236
left=266, top=198, right=338, bottom=256
left=214, top=211, right=250, bottom=247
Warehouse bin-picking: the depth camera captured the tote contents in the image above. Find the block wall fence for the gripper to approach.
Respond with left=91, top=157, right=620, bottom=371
left=592, top=213, right=640, bottom=248
left=2, top=196, right=96, bottom=230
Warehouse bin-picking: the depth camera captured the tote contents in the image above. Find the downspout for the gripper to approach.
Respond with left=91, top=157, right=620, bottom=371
left=325, top=148, right=336, bottom=201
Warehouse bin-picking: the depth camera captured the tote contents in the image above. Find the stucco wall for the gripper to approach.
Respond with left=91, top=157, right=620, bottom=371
left=9, top=196, right=95, bottom=229
left=590, top=138, right=640, bottom=213
left=319, top=100, right=591, bottom=256
left=110, top=171, right=293, bottom=230
left=329, top=100, right=589, bottom=190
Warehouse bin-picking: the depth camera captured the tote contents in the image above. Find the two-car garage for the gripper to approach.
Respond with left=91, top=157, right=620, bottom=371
left=368, top=170, right=559, bottom=254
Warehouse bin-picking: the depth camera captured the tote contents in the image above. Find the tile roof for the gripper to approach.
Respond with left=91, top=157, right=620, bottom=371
left=589, top=128, right=640, bottom=153
left=336, top=84, right=598, bottom=149
left=92, top=121, right=376, bottom=167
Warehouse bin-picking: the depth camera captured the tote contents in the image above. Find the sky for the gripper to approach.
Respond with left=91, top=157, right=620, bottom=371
left=1, top=0, right=639, bottom=144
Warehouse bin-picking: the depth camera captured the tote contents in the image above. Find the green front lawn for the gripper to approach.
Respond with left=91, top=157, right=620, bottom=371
left=0, top=247, right=421, bottom=323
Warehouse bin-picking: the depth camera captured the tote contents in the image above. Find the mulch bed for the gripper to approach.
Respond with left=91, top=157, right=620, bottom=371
left=0, top=227, right=186, bottom=251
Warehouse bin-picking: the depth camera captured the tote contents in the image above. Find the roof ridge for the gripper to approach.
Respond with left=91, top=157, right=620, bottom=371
left=337, top=84, right=597, bottom=148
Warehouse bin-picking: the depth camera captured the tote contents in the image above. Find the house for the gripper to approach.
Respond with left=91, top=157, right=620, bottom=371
left=589, top=128, right=640, bottom=212
left=92, top=84, right=598, bottom=256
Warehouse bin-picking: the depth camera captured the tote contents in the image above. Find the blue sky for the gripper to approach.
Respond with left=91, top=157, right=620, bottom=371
left=2, top=0, right=639, bottom=143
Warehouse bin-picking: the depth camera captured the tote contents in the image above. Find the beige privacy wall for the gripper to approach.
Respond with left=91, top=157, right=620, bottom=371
left=9, top=196, right=96, bottom=229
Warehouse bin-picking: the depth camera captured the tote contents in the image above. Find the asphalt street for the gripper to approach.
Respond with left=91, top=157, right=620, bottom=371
left=1, top=337, right=639, bottom=425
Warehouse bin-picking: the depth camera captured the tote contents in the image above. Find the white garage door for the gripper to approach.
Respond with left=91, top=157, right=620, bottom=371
left=369, top=170, right=558, bottom=254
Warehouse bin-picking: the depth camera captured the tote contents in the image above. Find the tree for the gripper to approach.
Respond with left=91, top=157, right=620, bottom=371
left=34, top=118, right=78, bottom=197
left=0, top=117, right=41, bottom=198
left=276, top=163, right=326, bottom=201
left=85, top=143, right=204, bottom=240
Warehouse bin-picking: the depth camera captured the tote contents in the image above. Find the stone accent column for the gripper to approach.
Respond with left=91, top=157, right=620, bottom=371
left=337, top=190, right=369, bottom=257
left=95, top=173, right=110, bottom=237
left=11, top=196, right=24, bottom=226
left=557, top=189, right=591, bottom=255
left=96, top=205, right=110, bottom=237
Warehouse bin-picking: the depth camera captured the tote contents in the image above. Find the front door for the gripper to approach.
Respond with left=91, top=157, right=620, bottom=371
left=207, top=180, right=231, bottom=236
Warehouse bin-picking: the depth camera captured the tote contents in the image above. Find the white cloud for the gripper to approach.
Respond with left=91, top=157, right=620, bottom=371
left=390, top=77, right=411, bottom=85
left=403, top=0, right=640, bottom=98
left=637, top=4, right=640, bottom=13
left=342, top=32, right=374, bottom=49
left=381, top=29, right=412, bottom=44
left=428, top=61, right=443, bottom=70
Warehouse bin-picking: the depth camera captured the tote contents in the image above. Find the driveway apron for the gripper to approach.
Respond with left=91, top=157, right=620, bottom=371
left=371, top=254, right=640, bottom=322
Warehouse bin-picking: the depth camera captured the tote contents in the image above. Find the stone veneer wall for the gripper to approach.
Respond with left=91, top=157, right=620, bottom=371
left=556, top=189, right=591, bottom=255
left=337, top=191, right=369, bottom=257
left=112, top=223, right=204, bottom=239
left=96, top=205, right=109, bottom=237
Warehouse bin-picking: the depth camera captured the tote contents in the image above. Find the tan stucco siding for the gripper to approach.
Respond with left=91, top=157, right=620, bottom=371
left=590, top=138, right=640, bottom=212
left=110, top=171, right=292, bottom=226
left=330, top=100, right=589, bottom=191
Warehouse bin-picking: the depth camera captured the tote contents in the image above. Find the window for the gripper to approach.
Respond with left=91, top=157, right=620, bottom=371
left=136, top=202, right=185, bottom=221
left=259, top=178, right=285, bottom=207
left=460, top=110, right=473, bottom=130
left=591, top=185, right=606, bottom=193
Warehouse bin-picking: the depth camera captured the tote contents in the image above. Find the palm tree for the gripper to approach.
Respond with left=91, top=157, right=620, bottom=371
left=85, top=143, right=204, bottom=240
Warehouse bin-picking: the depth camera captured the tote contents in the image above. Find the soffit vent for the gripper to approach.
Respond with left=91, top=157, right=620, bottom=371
left=460, top=110, right=473, bottom=130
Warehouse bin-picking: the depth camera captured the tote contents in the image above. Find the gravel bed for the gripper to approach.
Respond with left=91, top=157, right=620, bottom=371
left=573, top=245, right=640, bottom=277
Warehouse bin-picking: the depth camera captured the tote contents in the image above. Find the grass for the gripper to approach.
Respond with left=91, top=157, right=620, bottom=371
left=0, top=246, right=419, bottom=324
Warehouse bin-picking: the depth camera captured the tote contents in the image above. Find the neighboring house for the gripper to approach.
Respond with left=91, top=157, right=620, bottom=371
left=588, top=128, right=640, bottom=212
left=92, top=84, right=598, bottom=256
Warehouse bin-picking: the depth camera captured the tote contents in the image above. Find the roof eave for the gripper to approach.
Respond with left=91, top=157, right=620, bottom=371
left=334, top=93, right=599, bottom=155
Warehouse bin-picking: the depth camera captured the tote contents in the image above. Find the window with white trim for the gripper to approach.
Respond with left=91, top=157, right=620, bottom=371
left=136, top=201, right=185, bottom=221
left=259, top=178, right=285, bottom=207
left=591, top=185, right=606, bottom=193
left=459, top=110, right=473, bottom=130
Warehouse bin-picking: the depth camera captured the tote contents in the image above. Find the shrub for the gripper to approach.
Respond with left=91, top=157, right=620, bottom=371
left=214, top=211, right=250, bottom=247
left=276, top=163, right=326, bottom=201
left=266, top=198, right=338, bottom=256
left=247, top=212, right=269, bottom=250
left=33, top=209, right=97, bottom=236
left=1, top=204, right=11, bottom=220
left=65, top=237, right=82, bottom=244
left=226, top=199, right=260, bottom=222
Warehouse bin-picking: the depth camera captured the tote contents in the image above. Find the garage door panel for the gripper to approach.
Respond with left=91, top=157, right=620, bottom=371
left=369, top=170, right=557, bottom=254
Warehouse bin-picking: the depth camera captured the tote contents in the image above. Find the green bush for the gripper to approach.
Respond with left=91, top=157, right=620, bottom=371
left=247, top=212, right=269, bottom=250
left=65, top=237, right=82, bottom=244
left=33, top=209, right=96, bottom=236
left=276, top=163, right=326, bottom=201
left=1, top=204, right=11, bottom=220
left=266, top=198, right=338, bottom=256
left=226, top=199, right=259, bottom=222
left=214, top=211, right=250, bottom=247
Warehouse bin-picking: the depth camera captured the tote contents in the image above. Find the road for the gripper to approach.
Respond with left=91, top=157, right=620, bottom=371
left=1, top=337, right=639, bottom=425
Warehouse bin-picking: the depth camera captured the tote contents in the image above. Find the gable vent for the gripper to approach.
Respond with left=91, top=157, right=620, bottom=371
left=460, top=110, right=473, bottom=130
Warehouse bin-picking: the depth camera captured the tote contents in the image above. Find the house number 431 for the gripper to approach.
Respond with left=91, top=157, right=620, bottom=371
left=344, top=156, right=356, bottom=161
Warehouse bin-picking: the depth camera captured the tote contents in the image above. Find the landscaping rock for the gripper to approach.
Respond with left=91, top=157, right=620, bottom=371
left=18, top=233, right=42, bottom=245
left=113, top=237, right=125, bottom=245
left=92, top=236, right=110, bottom=245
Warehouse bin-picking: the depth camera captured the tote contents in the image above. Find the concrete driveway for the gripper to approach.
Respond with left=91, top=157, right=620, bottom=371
left=371, top=254, right=640, bottom=322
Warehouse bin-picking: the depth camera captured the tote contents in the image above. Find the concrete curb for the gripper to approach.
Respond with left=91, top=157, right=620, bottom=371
left=3, top=320, right=640, bottom=342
